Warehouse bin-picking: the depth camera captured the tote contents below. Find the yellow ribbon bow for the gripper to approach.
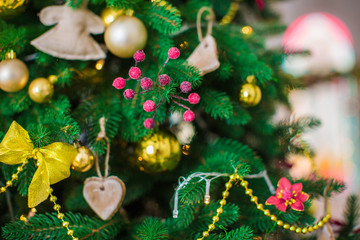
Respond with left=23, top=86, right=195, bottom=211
left=0, top=121, right=77, bottom=208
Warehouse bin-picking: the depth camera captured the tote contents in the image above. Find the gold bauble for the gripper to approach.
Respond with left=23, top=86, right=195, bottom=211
left=134, top=130, right=181, bottom=173
left=0, top=51, right=29, bottom=92
left=0, top=0, right=28, bottom=19
left=71, top=146, right=95, bottom=172
left=104, top=16, right=147, bottom=58
left=28, top=77, right=54, bottom=103
left=101, top=8, right=125, bottom=27
left=239, top=75, right=262, bottom=107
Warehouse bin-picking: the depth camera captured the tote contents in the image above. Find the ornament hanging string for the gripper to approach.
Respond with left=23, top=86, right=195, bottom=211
left=196, top=7, right=215, bottom=42
left=95, top=117, right=110, bottom=179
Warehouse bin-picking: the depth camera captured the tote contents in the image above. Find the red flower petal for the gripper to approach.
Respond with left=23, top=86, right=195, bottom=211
left=291, top=183, right=303, bottom=194
left=291, top=201, right=304, bottom=211
left=296, top=192, right=309, bottom=202
left=278, top=177, right=291, bottom=190
left=276, top=202, right=288, bottom=212
left=266, top=196, right=282, bottom=205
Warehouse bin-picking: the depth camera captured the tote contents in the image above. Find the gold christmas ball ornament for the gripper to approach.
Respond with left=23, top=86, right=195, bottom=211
left=239, top=75, right=262, bottom=107
left=0, top=50, right=29, bottom=92
left=0, top=0, right=28, bottom=19
left=71, top=146, right=95, bottom=172
left=28, top=77, right=54, bottom=103
left=134, top=130, right=181, bottom=173
left=104, top=16, right=147, bottom=58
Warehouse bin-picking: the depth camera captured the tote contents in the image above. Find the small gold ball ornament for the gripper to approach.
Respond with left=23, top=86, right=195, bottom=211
left=134, top=130, right=181, bottom=173
left=104, top=15, right=147, bottom=58
left=0, top=50, right=29, bottom=92
left=0, top=0, right=28, bottom=19
left=71, top=146, right=95, bottom=172
left=239, top=75, right=262, bottom=107
left=28, top=77, right=54, bottom=103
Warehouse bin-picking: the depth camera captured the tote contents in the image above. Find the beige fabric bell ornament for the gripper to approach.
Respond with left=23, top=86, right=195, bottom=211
left=186, top=7, right=220, bottom=76
left=31, top=0, right=105, bottom=60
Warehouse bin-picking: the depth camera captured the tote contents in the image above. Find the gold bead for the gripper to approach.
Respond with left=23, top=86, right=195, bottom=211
left=17, top=166, right=23, bottom=172
left=73, top=238, right=79, bottom=240
left=6, top=181, right=12, bottom=186
left=263, top=210, right=270, bottom=216
left=323, top=217, right=328, bottom=223
left=241, top=180, right=248, bottom=187
left=302, top=228, right=308, bottom=234
left=208, top=224, right=215, bottom=231
left=229, top=174, right=238, bottom=181
left=270, top=215, right=277, bottom=221
left=57, top=213, right=64, bottom=219
left=250, top=196, right=258, bottom=202
left=71, top=146, right=95, bottom=172
left=67, top=229, right=74, bottom=236
left=20, top=215, right=27, bottom=222
left=295, top=227, right=301, bottom=233
left=28, top=78, right=54, bottom=103
left=62, top=221, right=69, bottom=227
left=202, top=231, right=209, bottom=237
left=257, top=204, right=263, bottom=210
left=216, top=208, right=223, bottom=214
left=50, top=196, right=57, bottom=202
left=212, top=216, right=219, bottom=223
left=245, top=189, right=253, bottom=195
left=219, top=199, right=226, bottom=206
left=11, top=174, right=18, bottom=180
left=49, top=188, right=53, bottom=193
left=308, top=226, right=314, bottom=232
left=53, top=204, right=61, bottom=211
left=222, top=191, right=229, bottom=198
left=225, top=182, right=232, bottom=189
left=48, top=75, right=58, bottom=84
left=289, top=226, right=296, bottom=231
left=313, top=225, right=319, bottom=230
left=0, top=187, right=6, bottom=192
left=277, top=220, right=283, bottom=226
left=318, top=221, right=324, bottom=227
left=283, top=224, right=290, bottom=229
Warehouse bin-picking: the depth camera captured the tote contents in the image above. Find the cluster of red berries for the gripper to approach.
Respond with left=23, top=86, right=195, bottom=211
left=113, top=47, right=200, bottom=129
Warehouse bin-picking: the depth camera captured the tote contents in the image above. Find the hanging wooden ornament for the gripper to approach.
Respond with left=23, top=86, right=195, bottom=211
left=83, top=118, right=126, bottom=220
left=186, top=7, right=220, bottom=76
left=31, top=0, right=105, bottom=60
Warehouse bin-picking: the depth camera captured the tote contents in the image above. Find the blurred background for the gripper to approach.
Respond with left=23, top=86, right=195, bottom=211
left=271, top=0, right=360, bottom=230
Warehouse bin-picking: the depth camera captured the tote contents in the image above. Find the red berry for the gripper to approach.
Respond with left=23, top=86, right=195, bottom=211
left=143, top=100, right=156, bottom=112
left=158, top=74, right=171, bottom=86
left=133, top=50, right=146, bottom=62
left=112, top=77, right=126, bottom=89
left=183, top=110, right=195, bottom=122
left=180, top=81, right=191, bottom=93
left=168, top=47, right=180, bottom=59
left=124, top=89, right=135, bottom=99
left=129, top=67, right=141, bottom=79
left=144, top=118, right=156, bottom=129
left=141, top=77, right=153, bottom=90
left=188, top=93, right=200, bottom=104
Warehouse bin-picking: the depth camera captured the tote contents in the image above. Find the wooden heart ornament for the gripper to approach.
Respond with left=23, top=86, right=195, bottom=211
left=83, top=176, right=126, bottom=220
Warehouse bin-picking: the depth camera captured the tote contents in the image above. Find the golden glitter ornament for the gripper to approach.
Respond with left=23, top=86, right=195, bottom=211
left=71, top=146, right=95, bottom=172
left=28, top=77, right=54, bottom=103
left=104, top=15, right=147, bottom=58
left=0, top=0, right=28, bottom=19
left=0, top=50, right=29, bottom=92
left=134, top=130, right=181, bottom=173
left=239, top=75, right=262, bottom=107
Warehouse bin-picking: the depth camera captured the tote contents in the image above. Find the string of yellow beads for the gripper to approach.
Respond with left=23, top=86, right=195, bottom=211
left=197, top=173, right=240, bottom=240
left=49, top=188, right=78, bottom=240
left=240, top=176, right=331, bottom=235
left=0, top=160, right=28, bottom=194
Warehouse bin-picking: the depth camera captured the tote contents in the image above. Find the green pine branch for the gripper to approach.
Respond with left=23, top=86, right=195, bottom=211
left=134, top=218, right=169, bottom=240
left=198, top=88, right=233, bottom=120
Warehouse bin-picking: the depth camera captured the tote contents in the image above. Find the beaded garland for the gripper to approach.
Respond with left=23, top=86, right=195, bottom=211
left=197, top=173, right=331, bottom=239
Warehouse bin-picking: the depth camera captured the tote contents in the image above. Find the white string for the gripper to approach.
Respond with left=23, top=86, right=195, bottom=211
left=172, top=170, right=276, bottom=218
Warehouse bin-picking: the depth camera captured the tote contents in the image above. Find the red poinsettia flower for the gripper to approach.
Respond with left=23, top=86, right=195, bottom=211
left=266, top=177, right=309, bottom=212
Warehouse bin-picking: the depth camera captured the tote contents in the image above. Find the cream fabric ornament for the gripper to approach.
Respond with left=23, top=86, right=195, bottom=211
left=31, top=0, right=105, bottom=60
left=186, top=7, right=220, bottom=75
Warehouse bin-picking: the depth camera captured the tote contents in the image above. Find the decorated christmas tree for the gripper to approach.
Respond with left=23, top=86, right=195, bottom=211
left=0, top=0, right=350, bottom=239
